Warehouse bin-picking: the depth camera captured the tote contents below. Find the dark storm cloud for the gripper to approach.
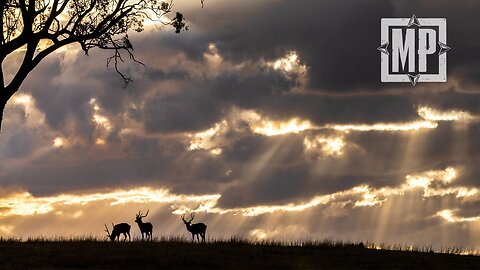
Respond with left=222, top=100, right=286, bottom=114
left=18, top=0, right=480, bottom=134
left=20, top=53, right=109, bottom=136
left=0, top=134, right=232, bottom=195
left=3, top=128, right=35, bottom=158
left=181, top=0, right=480, bottom=93
left=143, top=90, right=224, bottom=133
left=259, top=93, right=421, bottom=125
left=182, top=0, right=395, bottom=92
left=124, top=0, right=480, bottom=130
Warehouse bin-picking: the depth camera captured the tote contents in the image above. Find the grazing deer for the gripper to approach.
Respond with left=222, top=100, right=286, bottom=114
left=135, top=210, right=153, bottom=241
left=181, top=213, right=207, bottom=243
left=105, top=223, right=131, bottom=241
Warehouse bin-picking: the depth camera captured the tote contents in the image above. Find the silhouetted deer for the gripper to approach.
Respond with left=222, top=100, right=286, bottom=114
left=105, top=223, right=131, bottom=241
left=181, top=213, right=207, bottom=242
left=135, top=210, right=153, bottom=241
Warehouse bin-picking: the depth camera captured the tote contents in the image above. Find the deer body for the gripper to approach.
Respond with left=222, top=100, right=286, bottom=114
left=182, top=214, right=207, bottom=242
left=105, top=223, right=131, bottom=241
left=135, top=210, right=153, bottom=241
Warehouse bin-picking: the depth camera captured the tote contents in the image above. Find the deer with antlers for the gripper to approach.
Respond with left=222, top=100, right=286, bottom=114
left=181, top=213, right=207, bottom=243
left=135, top=210, right=153, bottom=241
left=105, top=223, right=131, bottom=241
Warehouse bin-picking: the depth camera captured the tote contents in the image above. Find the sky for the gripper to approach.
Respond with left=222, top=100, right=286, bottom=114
left=1, top=0, right=480, bottom=249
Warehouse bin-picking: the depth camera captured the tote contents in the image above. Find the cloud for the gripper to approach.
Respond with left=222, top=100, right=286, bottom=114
left=0, top=167, right=469, bottom=219
left=0, top=166, right=477, bottom=243
left=304, top=134, right=346, bottom=157
left=0, top=187, right=220, bottom=217
left=436, top=209, right=480, bottom=223
left=418, top=106, right=480, bottom=122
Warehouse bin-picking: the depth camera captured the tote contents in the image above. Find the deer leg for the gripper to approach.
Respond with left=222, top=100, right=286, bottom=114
left=201, top=233, right=205, bottom=242
left=128, top=232, right=131, bottom=241
left=191, top=233, right=195, bottom=242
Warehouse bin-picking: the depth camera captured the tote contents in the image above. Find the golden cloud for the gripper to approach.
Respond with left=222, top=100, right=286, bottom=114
left=0, top=187, right=220, bottom=217
left=325, top=121, right=438, bottom=132
left=2, top=168, right=475, bottom=219
left=252, top=118, right=314, bottom=136
left=418, top=106, right=478, bottom=122
left=266, top=51, right=307, bottom=78
left=303, top=135, right=346, bottom=157
left=436, top=209, right=480, bottom=223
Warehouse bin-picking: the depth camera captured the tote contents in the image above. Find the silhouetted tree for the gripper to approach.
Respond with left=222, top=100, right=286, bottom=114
left=0, top=0, right=203, bottom=130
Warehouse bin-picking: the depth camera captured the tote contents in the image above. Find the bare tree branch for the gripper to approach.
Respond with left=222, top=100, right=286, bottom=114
left=0, top=0, right=205, bottom=130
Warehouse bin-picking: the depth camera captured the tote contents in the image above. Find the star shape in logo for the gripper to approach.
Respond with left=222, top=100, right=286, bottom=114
left=377, top=42, right=389, bottom=55
left=408, top=74, right=421, bottom=86
left=438, top=42, right=451, bottom=55
left=408, top=14, right=421, bottom=27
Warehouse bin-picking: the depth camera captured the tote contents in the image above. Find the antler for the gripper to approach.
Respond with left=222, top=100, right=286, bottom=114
left=137, top=210, right=149, bottom=218
left=180, top=213, right=195, bottom=222
left=104, top=224, right=111, bottom=237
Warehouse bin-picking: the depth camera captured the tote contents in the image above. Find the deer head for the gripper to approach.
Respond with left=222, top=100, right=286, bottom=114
left=181, top=213, right=195, bottom=226
left=135, top=209, right=149, bottom=224
left=104, top=223, right=116, bottom=241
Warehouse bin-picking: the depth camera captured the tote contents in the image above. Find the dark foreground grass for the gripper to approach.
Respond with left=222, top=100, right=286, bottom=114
left=0, top=237, right=479, bottom=269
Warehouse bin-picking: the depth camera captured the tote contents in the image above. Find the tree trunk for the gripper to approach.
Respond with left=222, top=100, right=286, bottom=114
left=0, top=95, right=8, bottom=132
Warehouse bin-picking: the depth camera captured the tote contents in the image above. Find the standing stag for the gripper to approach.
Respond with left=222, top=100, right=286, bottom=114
left=135, top=210, right=153, bottom=241
left=105, top=223, right=131, bottom=241
left=181, top=213, right=207, bottom=243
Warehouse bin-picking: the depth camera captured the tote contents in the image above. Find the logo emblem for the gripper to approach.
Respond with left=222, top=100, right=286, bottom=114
left=379, top=15, right=450, bottom=86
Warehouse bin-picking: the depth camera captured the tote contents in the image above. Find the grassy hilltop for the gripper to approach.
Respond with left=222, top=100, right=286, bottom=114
left=0, top=237, right=479, bottom=269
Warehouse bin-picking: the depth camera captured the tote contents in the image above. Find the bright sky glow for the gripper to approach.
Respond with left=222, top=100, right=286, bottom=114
left=436, top=209, right=480, bottom=223
left=52, top=137, right=65, bottom=148
left=188, top=120, right=228, bottom=151
left=0, top=187, right=220, bottom=217
left=304, top=135, right=346, bottom=156
left=268, top=51, right=307, bottom=75
left=252, top=118, right=314, bottom=136
left=326, top=121, right=438, bottom=132
left=418, top=106, right=477, bottom=122
left=1, top=167, right=474, bottom=219
left=12, top=94, right=32, bottom=106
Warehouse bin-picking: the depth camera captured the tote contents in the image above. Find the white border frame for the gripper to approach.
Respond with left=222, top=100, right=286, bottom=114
left=381, top=18, right=447, bottom=83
